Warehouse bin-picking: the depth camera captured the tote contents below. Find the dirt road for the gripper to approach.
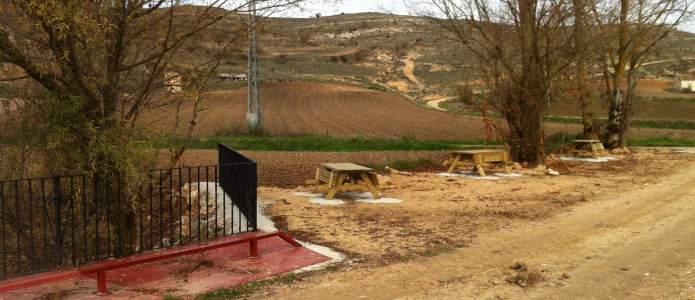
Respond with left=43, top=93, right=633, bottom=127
left=255, top=160, right=695, bottom=299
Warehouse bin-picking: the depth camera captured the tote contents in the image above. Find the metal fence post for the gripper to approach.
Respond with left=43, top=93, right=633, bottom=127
left=53, top=177, right=62, bottom=266
left=251, top=164, right=258, bottom=231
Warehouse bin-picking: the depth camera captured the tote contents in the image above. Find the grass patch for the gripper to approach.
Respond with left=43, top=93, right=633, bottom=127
left=153, top=135, right=497, bottom=152
left=546, top=116, right=695, bottom=130
left=148, top=134, right=693, bottom=153
left=628, top=137, right=695, bottom=147
left=194, top=272, right=310, bottom=300
left=436, top=107, right=695, bottom=131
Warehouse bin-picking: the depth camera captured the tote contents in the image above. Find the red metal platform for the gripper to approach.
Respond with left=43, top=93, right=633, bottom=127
left=0, top=232, right=330, bottom=299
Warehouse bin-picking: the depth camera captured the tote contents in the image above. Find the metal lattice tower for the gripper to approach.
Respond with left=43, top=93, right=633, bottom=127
left=246, top=0, right=261, bottom=133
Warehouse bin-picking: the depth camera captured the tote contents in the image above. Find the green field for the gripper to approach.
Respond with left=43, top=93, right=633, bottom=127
left=150, top=134, right=695, bottom=151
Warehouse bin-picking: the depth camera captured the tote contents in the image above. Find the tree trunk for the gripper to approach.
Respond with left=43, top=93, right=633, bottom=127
left=605, top=0, right=631, bottom=149
left=514, top=104, right=545, bottom=163
left=509, top=0, right=546, bottom=164
left=573, top=0, right=600, bottom=139
left=580, top=95, right=600, bottom=139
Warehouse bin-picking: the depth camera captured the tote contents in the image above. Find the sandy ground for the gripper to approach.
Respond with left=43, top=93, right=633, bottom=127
left=236, top=149, right=695, bottom=299
left=401, top=52, right=421, bottom=86
left=426, top=96, right=456, bottom=111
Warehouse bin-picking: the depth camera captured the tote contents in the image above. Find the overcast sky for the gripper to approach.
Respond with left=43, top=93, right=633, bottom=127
left=282, top=0, right=411, bottom=17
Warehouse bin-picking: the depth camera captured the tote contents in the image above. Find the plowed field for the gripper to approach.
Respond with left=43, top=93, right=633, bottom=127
left=148, top=82, right=695, bottom=140
left=150, top=82, right=486, bottom=140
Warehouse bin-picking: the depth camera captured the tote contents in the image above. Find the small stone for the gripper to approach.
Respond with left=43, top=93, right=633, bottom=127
left=511, top=262, right=528, bottom=272
left=547, top=169, right=560, bottom=176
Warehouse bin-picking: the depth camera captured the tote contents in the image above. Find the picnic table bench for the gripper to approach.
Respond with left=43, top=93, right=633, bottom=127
left=443, top=149, right=512, bottom=176
left=569, top=139, right=605, bottom=156
left=305, top=163, right=380, bottom=200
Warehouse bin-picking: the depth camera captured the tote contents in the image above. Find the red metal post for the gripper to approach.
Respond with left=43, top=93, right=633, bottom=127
left=96, top=271, right=109, bottom=295
left=249, top=239, right=259, bottom=258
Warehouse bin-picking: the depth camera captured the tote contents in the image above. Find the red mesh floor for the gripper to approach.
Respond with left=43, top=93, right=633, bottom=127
left=0, top=235, right=330, bottom=299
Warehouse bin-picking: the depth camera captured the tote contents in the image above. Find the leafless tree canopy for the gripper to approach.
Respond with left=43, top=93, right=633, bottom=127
left=0, top=0, right=301, bottom=176
left=419, top=0, right=575, bottom=162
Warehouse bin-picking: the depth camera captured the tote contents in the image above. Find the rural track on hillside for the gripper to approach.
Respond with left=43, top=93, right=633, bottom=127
left=254, top=160, right=695, bottom=299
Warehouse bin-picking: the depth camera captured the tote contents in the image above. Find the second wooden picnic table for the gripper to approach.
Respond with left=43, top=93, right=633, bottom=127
left=306, top=163, right=380, bottom=200
left=568, top=139, right=605, bottom=156
left=443, top=149, right=512, bottom=176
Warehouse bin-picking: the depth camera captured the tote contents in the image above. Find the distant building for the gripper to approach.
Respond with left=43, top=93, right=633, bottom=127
left=674, top=74, right=695, bottom=92
left=218, top=73, right=247, bottom=81
left=164, top=72, right=182, bottom=94
left=674, top=80, right=695, bottom=92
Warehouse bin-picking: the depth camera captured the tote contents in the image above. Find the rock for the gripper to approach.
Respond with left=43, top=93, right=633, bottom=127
left=610, top=147, right=631, bottom=154
left=377, top=174, right=392, bottom=185
left=385, top=166, right=412, bottom=176
left=511, top=262, right=528, bottom=272
left=547, top=168, right=560, bottom=176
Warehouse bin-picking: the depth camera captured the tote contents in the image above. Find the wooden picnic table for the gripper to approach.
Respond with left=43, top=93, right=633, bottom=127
left=305, top=163, right=380, bottom=200
left=443, top=149, right=512, bottom=176
left=569, top=139, right=605, bottom=155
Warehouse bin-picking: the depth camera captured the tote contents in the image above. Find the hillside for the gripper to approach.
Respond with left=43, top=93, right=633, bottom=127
left=196, top=12, right=695, bottom=122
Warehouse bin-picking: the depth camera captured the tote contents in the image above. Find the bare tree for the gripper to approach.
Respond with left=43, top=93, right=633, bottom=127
left=0, top=0, right=300, bottom=254
left=417, top=0, right=574, bottom=163
left=0, top=0, right=302, bottom=173
left=571, top=0, right=601, bottom=139
left=592, top=0, right=691, bottom=149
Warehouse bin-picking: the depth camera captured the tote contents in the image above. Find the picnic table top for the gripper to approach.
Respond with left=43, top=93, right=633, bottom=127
left=573, top=139, right=602, bottom=143
left=321, top=163, right=373, bottom=172
left=451, top=149, right=507, bottom=155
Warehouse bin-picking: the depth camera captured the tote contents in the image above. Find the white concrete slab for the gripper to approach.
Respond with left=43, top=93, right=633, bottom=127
left=355, top=198, right=403, bottom=204
left=437, top=172, right=463, bottom=177
left=309, top=198, right=346, bottom=206
left=494, top=173, right=523, bottom=177
left=463, top=174, right=500, bottom=180
left=560, top=156, right=617, bottom=163
left=293, top=192, right=324, bottom=197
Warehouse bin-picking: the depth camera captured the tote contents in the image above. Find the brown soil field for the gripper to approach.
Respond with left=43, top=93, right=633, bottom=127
left=170, top=149, right=451, bottom=187
left=255, top=149, right=690, bottom=263
left=148, top=82, right=695, bottom=140
left=149, top=82, right=488, bottom=140
left=636, top=79, right=675, bottom=90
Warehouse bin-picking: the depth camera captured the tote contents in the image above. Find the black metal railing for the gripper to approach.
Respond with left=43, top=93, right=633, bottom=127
left=218, top=143, right=257, bottom=230
left=0, top=144, right=257, bottom=279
